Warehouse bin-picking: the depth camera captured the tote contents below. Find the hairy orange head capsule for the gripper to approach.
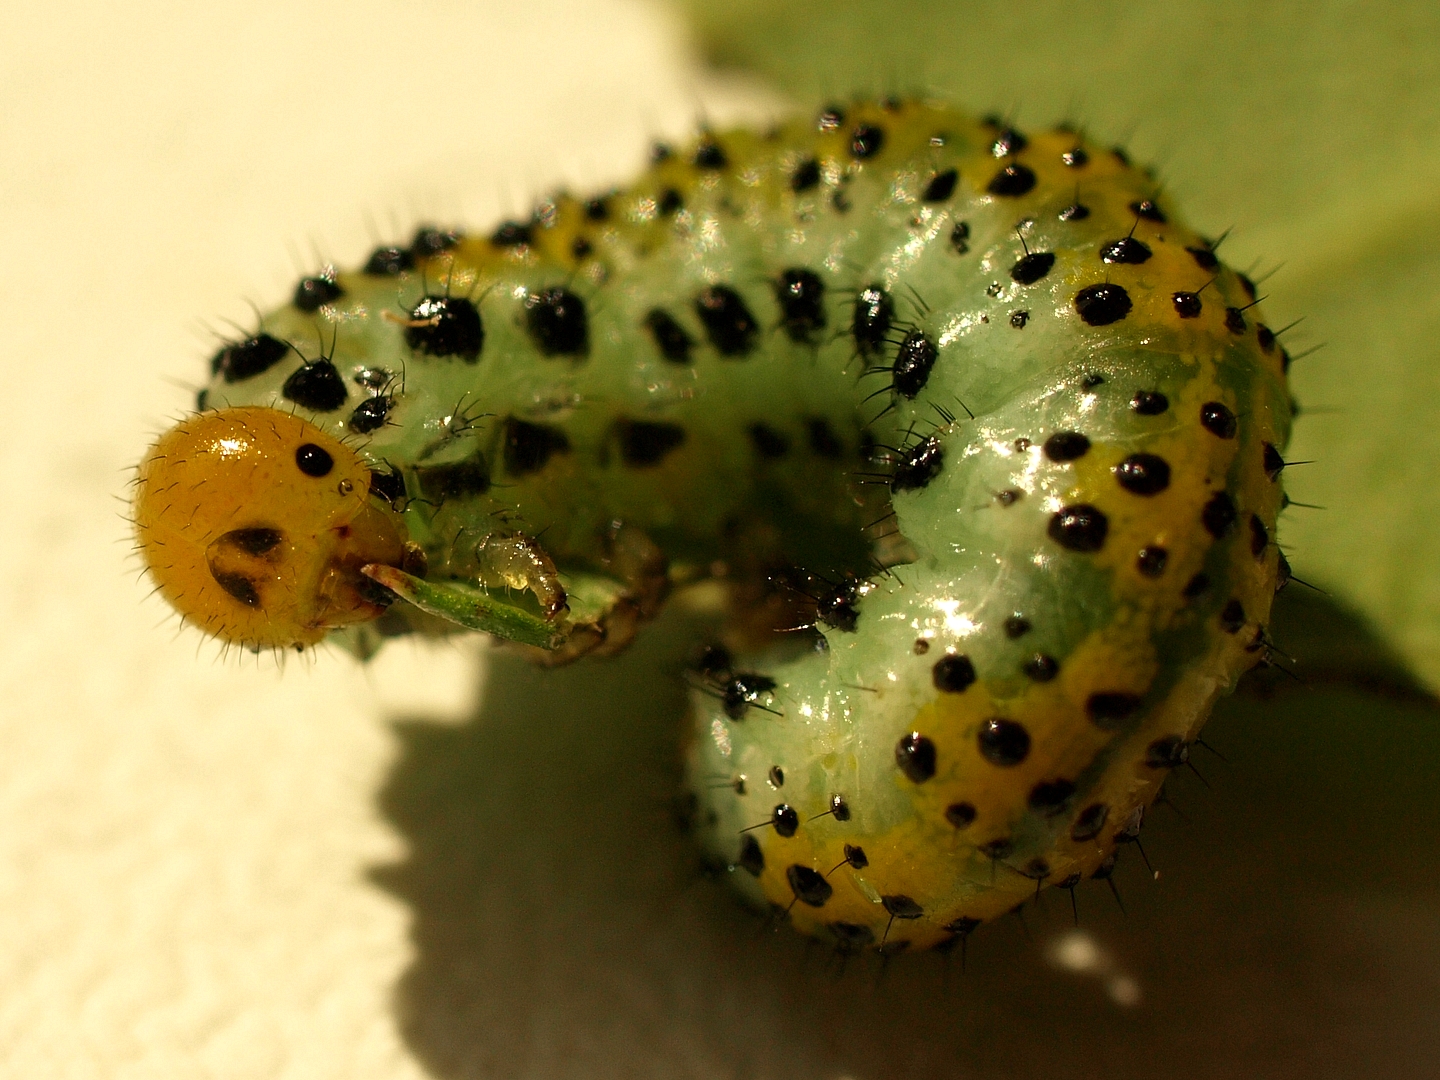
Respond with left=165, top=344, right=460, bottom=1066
left=133, top=407, right=410, bottom=649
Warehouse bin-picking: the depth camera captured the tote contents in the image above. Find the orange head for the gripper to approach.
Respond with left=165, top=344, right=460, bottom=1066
left=133, top=407, right=410, bottom=650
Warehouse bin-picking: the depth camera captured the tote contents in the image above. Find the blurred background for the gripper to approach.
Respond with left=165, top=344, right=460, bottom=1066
left=2, top=1, right=1437, bottom=1076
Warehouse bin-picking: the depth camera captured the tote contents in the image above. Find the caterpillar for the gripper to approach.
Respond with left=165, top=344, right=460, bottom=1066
left=133, top=98, right=1292, bottom=955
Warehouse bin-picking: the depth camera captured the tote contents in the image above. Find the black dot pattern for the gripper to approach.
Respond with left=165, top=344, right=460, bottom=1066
left=850, top=125, right=884, bottom=158
left=737, top=836, right=764, bottom=876
left=923, top=169, right=958, bottom=201
left=987, top=164, right=1036, bottom=196
left=787, top=865, right=833, bottom=907
left=212, top=334, right=289, bottom=384
left=945, top=802, right=977, bottom=828
left=978, top=718, right=1030, bottom=766
left=525, top=288, right=589, bottom=356
left=1200, top=402, right=1238, bottom=438
left=643, top=309, right=694, bottom=363
left=851, top=285, right=893, bottom=356
left=1071, top=803, right=1109, bottom=841
left=282, top=360, right=347, bottom=412
left=363, top=246, right=414, bottom=276
left=1043, top=431, right=1090, bottom=462
left=1172, top=291, right=1202, bottom=318
left=774, top=268, right=827, bottom=343
left=1202, top=492, right=1238, bottom=539
left=1022, top=654, right=1060, bottom=682
left=1011, top=252, right=1056, bottom=285
left=1100, top=237, right=1151, bottom=264
left=771, top=804, right=799, bottom=837
left=405, top=296, right=484, bottom=361
left=1132, top=391, right=1168, bottom=415
left=294, top=274, right=343, bottom=312
left=932, top=653, right=976, bottom=692
left=1048, top=505, right=1109, bottom=552
left=1028, top=779, right=1076, bottom=813
left=1074, top=283, right=1132, bottom=325
left=1114, top=453, right=1171, bottom=495
left=695, top=286, right=758, bottom=356
left=895, top=732, right=937, bottom=783
left=614, top=419, right=686, bottom=467
left=891, top=331, right=938, bottom=398
left=1145, top=736, right=1190, bottom=769
left=746, top=422, right=790, bottom=460
left=791, top=157, right=821, bottom=192
left=1137, top=546, right=1168, bottom=577
left=1086, top=692, right=1142, bottom=730
left=503, top=418, right=571, bottom=476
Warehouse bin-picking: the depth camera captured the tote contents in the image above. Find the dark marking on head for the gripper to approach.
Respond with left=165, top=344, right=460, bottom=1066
left=211, top=570, right=260, bottom=607
left=295, top=443, right=334, bottom=477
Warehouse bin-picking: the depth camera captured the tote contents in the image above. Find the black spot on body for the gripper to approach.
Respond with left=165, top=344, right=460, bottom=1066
left=614, top=420, right=685, bottom=467
left=1071, top=803, right=1109, bottom=841
left=363, top=247, right=414, bottom=276
left=950, top=221, right=971, bottom=253
left=411, top=226, right=462, bottom=258
left=1059, top=202, right=1091, bottom=221
left=1264, top=442, right=1285, bottom=480
left=1201, top=402, right=1238, bottom=438
left=991, top=127, right=1028, bottom=156
left=895, top=732, right=937, bottom=783
left=851, top=285, right=894, bottom=356
left=1221, top=598, right=1246, bottom=633
left=828, top=922, right=873, bottom=950
left=221, top=527, right=283, bottom=556
left=1202, top=492, right=1238, bottom=538
left=978, top=718, right=1030, bottom=766
left=1048, top=505, right=1109, bottom=552
left=693, top=139, right=727, bottom=169
left=503, top=418, right=571, bottom=476
left=882, top=895, right=924, bottom=919
left=1086, top=693, right=1142, bottom=730
left=980, top=838, right=1014, bottom=860
left=213, top=334, right=289, bottom=384
left=892, top=331, right=938, bottom=398
left=1237, top=272, right=1259, bottom=301
left=1130, top=199, right=1165, bottom=222
left=293, top=274, right=342, bottom=312
left=1062, top=146, right=1089, bottom=167
left=1225, top=307, right=1247, bottom=334
left=791, top=157, right=821, bottom=192
left=771, top=804, right=799, bottom=837
left=694, top=286, right=758, bottom=356
left=571, top=237, right=593, bottom=259
left=737, top=836, right=764, bottom=876
left=1004, top=615, right=1031, bottom=639
left=282, top=360, right=348, bottom=412
left=1100, top=237, right=1151, bottom=264
left=415, top=455, right=490, bottom=501
left=525, top=288, right=589, bottom=356
left=923, top=169, right=958, bottom=201
left=1132, top=391, right=1169, bottom=415
left=945, top=802, right=977, bottom=828
left=1250, top=514, right=1270, bottom=557
left=805, top=418, right=842, bottom=458
left=1075, top=283, right=1132, bottom=325
left=850, top=124, right=884, bottom=158
left=775, top=268, right=826, bottom=343
left=1172, top=291, right=1202, bottom=318
left=721, top=673, right=775, bottom=720
left=828, top=794, right=851, bottom=822
left=211, top=570, right=260, bottom=607
left=1022, top=654, right=1059, bottom=682
left=1115, top=453, right=1171, bottom=495
left=490, top=221, right=532, bottom=247
left=1011, top=251, right=1056, bottom=285
left=890, top=436, right=944, bottom=492
left=1010, top=310, right=1029, bottom=328
left=405, top=296, right=484, bottom=361
left=1044, top=431, right=1090, bottom=462
left=1146, top=736, right=1190, bottom=769
left=295, top=443, right=333, bottom=477
left=842, top=843, right=867, bottom=869
left=1187, top=245, right=1220, bottom=270
left=1028, top=779, right=1076, bottom=813
left=643, top=309, right=694, bottom=363
left=746, top=423, right=790, bottom=460
left=932, top=653, right=976, bottom=692
left=583, top=197, right=609, bottom=221
left=1137, top=546, right=1168, bottom=577
left=1184, top=572, right=1211, bottom=599
left=348, top=397, right=391, bottom=434
left=987, top=164, right=1036, bottom=196
left=787, top=865, right=832, bottom=907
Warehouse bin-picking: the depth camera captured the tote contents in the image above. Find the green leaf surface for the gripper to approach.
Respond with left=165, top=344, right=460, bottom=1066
left=678, top=0, right=1440, bottom=686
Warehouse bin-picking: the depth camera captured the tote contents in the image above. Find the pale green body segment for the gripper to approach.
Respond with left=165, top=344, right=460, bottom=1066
left=199, top=100, right=1290, bottom=951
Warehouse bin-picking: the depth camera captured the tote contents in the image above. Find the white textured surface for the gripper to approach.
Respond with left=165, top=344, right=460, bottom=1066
left=4, top=4, right=1440, bottom=1077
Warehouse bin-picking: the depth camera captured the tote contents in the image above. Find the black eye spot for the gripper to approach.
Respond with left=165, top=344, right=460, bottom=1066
left=347, top=396, right=391, bottom=434
left=850, top=124, right=884, bottom=158
left=293, top=274, right=343, bottom=312
left=694, top=285, right=758, bottom=356
left=1131, top=390, right=1168, bottom=415
left=945, top=802, right=977, bottom=828
left=503, top=418, right=571, bottom=476
left=1202, top=492, right=1238, bottom=539
left=987, top=163, right=1036, bottom=196
left=1022, top=654, right=1060, bottom=682
left=1200, top=401, right=1238, bottom=438
left=890, top=436, right=944, bottom=492
left=1086, top=692, right=1142, bottom=730
left=643, top=309, right=694, bottom=364
left=693, top=139, right=727, bottom=169
left=525, top=288, right=589, bottom=357
left=1058, top=202, right=1091, bottom=221
left=932, top=653, right=976, bottom=692
left=1100, top=237, right=1151, bottom=264
left=786, top=865, right=832, bottom=907
left=1130, top=199, right=1166, bottom=222
left=363, top=246, right=414, bottom=276
left=1114, top=453, right=1171, bottom=495
left=978, top=718, right=1030, bottom=766
left=282, top=360, right=348, bottom=412
left=1048, top=505, right=1109, bottom=552
left=614, top=419, right=686, bottom=467
left=1137, top=546, right=1168, bottom=577
left=892, top=331, right=938, bottom=398
left=895, top=732, right=937, bottom=783
left=737, top=835, right=764, bottom=876
left=1220, top=598, right=1246, bottom=633
left=774, top=268, right=827, bottom=343
left=1011, top=252, right=1056, bottom=285
left=922, top=168, right=958, bottom=201
left=490, top=221, right=532, bottom=247
left=405, top=295, right=484, bottom=362
left=791, top=157, right=821, bottom=192
left=211, top=334, right=290, bottom=384
left=1043, top=431, right=1090, bottom=462
left=295, top=443, right=334, bottom=477
left=1027, top=779, right=1076, bottom=814
left=1062, top=146, right=1089, bottom=167
left=410, top=225, right=463, bottom=257
left=950, top=220, right=972, bottom=253
left=851, top=285, right=894, bottom=356
left=1071, top=802, right=1109, bottom=841
left=1187, top=245, right=1220, bottom=270
left=1172, top=292, right=1202, bottom=318
left=1074, top=283, right=1132, bottom=325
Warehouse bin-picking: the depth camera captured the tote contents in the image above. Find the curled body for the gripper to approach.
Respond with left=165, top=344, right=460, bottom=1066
left=133, top=99, right=1291, bottom=952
